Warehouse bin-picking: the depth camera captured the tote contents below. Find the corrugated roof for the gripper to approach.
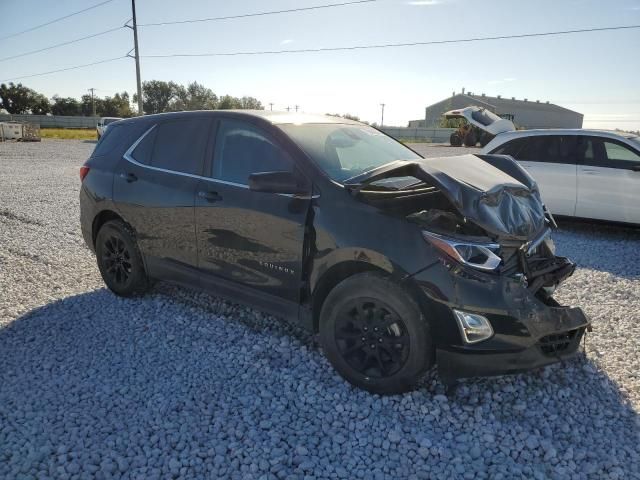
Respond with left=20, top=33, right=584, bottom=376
left=463, top=94, right=582, bottom=115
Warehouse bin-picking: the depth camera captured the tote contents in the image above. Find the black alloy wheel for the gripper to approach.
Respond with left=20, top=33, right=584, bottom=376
left=335, top=298, right=410, bottom=378
left=95, top=220, right=149, bottom=297
left=101, top=234, right=133, bottom=287
left=319, top=272, right=433, bottom=395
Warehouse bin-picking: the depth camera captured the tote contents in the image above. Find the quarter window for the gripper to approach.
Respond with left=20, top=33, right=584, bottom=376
left=130, top=127, right=157, bottom=165
left=150, top=118, right=210, bottom=175
left=212, top=119, right=293, bottom=184
left=603, top=141, right=640, bottom=163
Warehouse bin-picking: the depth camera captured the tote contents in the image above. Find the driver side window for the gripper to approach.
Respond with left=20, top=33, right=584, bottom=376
left=212, top=119, right=294, bottom=185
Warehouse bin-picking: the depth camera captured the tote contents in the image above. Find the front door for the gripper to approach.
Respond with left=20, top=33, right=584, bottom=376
left=195, top=118, right=311, bottom=303
left=576, top=137, right=640, bottom=223
left=113, top=116, right=212, bottom=272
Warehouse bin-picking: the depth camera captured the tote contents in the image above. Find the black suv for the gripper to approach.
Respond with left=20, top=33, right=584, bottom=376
left=80, top=110, right=589, bottom=394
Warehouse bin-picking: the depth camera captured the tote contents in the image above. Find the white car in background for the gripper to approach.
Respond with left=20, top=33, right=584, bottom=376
left=96, top=117, right=122, bottom=139
left=482, top=130, right=640, bottom=225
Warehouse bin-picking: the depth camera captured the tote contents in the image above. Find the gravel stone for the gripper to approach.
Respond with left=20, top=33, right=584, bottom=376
left=0, top=140, right=638, bottom=478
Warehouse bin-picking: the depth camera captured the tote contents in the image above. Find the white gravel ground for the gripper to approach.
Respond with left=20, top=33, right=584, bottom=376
left=0, top=139, right=639, bottom=479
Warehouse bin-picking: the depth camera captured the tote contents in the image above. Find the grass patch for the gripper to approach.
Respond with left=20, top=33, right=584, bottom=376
left=40, top=128, right=97, bottom=140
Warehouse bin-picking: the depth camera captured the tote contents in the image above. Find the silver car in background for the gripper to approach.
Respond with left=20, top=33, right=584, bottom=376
left=482, top=129, right=640, bottom=225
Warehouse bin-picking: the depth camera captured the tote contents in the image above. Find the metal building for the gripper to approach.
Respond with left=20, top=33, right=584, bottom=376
left=409, top=91, right=583, bottom=129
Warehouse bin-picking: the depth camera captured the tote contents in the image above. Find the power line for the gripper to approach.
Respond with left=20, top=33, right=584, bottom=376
left=0, top=27, right=125, bottom=63
left=140, top=24, right=640, bottom=58
left=0, top=0, right=116, bottom=42
left=138, top=0, right=376, bottom=27
left=1, top=56, right=126, bottom=82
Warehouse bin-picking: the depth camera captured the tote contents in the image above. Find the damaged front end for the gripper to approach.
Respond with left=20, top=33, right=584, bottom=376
left=348, top=153, right=590, bottom=383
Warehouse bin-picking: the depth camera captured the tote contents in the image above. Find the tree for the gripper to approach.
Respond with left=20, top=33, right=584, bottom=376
left=238, top=96, right=263, bottom=110
left=0, top=82, right=51, bottom=114
left=102, top=92, right=132, bottom=117
left=80, top=94, right=104, bottom=116
left=217, top=95, right=241, bottom=110
left=134, top=80, right=181, bottom=114
left=174, top=81, right=218, bottom=111
left=51, top=96, right=81, bottom=116
left=439, top=117, right=465, bottom=128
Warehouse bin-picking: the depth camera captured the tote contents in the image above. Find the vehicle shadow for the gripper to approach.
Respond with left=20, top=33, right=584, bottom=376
left=1, top=287, right=638, bottom=477
left=553, top=218, right=640, bottom=279
left=82, top=140, right=98, bottom=144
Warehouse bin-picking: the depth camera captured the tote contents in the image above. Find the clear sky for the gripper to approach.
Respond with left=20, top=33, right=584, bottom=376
left=1, top=0, right=639, bottom=129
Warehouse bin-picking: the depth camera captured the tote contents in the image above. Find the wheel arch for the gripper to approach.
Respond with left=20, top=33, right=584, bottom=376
left=91, top=209, right=125, bottom=248
left=311, top=261, right=388, bottom=333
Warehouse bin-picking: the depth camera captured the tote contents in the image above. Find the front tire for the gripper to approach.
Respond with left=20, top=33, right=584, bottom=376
left=450, top=132, right=462, bottom=147
left=95, top=220, right=149, bottom=297
left=319, top=273, right=433, bottom=395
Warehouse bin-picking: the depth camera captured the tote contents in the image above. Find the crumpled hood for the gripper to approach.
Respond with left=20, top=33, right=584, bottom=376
left=415, top=154, right=546, bottom=241
left=347, top=154, right=547, bottom=241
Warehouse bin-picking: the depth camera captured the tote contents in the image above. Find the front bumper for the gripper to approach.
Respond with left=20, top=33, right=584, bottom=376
left=437, top=321, right=587, bottom=384
left=410, top=255, right=590, bottom=384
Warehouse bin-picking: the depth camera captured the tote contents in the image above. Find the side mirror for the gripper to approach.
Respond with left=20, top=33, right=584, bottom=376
left=248, top=171, right=308, bottom=195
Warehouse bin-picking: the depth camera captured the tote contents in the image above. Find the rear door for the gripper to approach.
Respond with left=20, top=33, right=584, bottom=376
left=510, top=135, right=578, bottom=216
left=113, top=116, right=212, bottom=273
left=195, top=117, right=311, bottom=304
left=576, top=137, right=640, bottom=223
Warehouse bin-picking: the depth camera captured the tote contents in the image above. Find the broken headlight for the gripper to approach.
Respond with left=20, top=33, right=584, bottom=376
left=422, top=231, right=501, bottom=271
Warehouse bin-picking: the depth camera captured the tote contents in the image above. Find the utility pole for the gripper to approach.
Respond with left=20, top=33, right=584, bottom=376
left=88, top=88, right=96, bottom=116
left=295, top=105, right=299, bottom=112
left=286, top=106, right=291, bottom=112
left=269, top=103, right=274, bottom=111
left=127, top=0, right=143, bottom=116
left=380, top=103, right=385, bottom=127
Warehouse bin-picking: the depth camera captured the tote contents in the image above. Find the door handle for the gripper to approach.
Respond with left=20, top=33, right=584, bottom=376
left=582, top=169, right=598, bottom=175
left=198, top=190, right=223, bottom=202
left=120, top=172, right=138, bottom=183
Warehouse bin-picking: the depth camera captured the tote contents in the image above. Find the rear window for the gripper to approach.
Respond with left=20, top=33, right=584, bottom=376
left=471, top=108, right=501, bottom=126
left=92, top=122, right=148, bottom=160
left=92, top=125, right=122, bottom=156
left=150, top=118, right=211, bottom=175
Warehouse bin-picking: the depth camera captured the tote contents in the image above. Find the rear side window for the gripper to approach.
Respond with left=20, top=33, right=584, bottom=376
left=516, top=136, right=577, bottom=164
left=212, top=119, right=294, bottom=184
left=150, top=118, right=211, bottom=175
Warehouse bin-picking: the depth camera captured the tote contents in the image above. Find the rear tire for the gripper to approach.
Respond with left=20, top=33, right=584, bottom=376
left=319, top=273, right=433, bottom=395
left=95, top=220, right=149, bottom=297
left=450, top=132, right=462, bottom=147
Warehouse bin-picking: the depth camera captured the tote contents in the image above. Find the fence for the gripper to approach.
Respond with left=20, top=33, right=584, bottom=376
left=0, top=114, right=99, bottom=129
left=0, top=115, right=456, bottom=141
left=381, top=127, right=455, bottom=143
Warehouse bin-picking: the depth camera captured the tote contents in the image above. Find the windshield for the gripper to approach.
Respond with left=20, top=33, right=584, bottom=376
left=470, top=108, right=502, bottom=126
left=628, top=136, right=640, bottom=149
left=279, top=124, right=421, bottom=182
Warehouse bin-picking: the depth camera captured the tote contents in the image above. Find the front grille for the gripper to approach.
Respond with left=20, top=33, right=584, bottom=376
left=538, top=327, right=583, bottom=356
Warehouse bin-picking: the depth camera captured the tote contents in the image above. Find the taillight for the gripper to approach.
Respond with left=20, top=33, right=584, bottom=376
left=79, top=165, right=90, bottom=182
